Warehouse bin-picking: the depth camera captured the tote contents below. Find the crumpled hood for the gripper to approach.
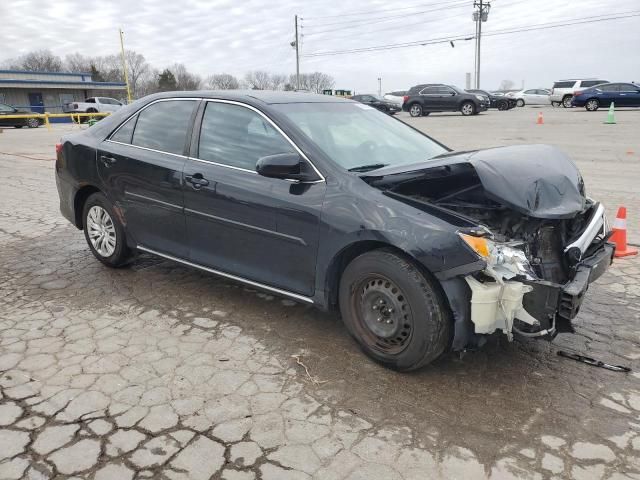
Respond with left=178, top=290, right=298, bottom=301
left=362, top=144, right=586, bottom=219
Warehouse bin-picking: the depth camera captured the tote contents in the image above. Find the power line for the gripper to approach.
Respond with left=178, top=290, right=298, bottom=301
left=303, top=1, right=468, bottom=34
left=301, top=11, right=640, bottom=58
left=302, top=0, right=468, bottom=21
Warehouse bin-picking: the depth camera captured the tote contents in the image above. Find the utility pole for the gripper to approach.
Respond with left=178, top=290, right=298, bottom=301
left=294, top=15, right=300, bottom=90
left=119, top=28, right=132, bottom=103
left=472, top=0, right=490, bottom=89
left=377, top=77, right=382, bottom=96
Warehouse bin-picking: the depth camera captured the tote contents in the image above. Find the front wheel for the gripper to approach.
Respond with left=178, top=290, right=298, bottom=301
left=82, top=192, right=133, bottom=267
left=27, top=118, right=40, bottom=128
left=339, top=250, right=451, bottom=371
left=409, top=103, right=423, bottom=117
left=460, top=102, right=475, bottom=116
left=516, top=99, right=525, bottom=107
left=585, top=99, right=599, bottom=111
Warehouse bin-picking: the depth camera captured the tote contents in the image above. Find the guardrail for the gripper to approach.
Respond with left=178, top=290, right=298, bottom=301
left=0, top=112, right=110, bottom=131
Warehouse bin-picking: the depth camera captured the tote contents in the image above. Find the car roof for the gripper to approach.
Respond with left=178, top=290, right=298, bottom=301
left=139, top=90, right=349, bottom=105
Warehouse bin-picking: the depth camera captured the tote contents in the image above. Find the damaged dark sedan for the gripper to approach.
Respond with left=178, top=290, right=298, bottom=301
left=55, top=91, right=614, bottom=371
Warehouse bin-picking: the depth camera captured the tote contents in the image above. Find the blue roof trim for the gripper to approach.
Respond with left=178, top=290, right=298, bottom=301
left=0, top=69, right=93, bottom=76
left=0, top=79, right=126, bottom=87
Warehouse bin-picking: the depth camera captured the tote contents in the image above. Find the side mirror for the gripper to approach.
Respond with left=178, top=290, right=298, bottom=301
left=256, top=153, right=314, bottom=182
left=450, top=92, right=456, bottom=96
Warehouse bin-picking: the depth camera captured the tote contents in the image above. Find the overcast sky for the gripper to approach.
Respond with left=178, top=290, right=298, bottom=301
left=1, top=0, right=639, bottom=92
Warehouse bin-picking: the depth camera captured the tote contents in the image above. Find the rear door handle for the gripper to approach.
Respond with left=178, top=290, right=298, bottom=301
left=185, top=174, right=210, bottom=189
left=100, top=155, right=117, bottom=167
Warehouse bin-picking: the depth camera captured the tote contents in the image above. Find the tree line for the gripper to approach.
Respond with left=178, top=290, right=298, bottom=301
left=2, top=49, right=335, bottom=99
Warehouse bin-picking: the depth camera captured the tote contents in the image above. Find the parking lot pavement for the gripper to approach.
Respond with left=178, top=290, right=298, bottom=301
left=0, top=118, right=639, bottom=479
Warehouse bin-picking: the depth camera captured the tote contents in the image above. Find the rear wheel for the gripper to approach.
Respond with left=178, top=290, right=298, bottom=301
left=339, top=250, right=451, bottom=371
left=82, top=192, right=133, bottom=267
left=585, top=99, right=599, bottom=111
left=516, top=99, right=525, bottom=107
left=460, top=101, right=475, bottom=116
left=562, top=95, right=573, bottom=108
left=27, top=118, right=40, bottom=128
left=14, top=125, right=24, bottom=129
left=497, top=100, right=507, bottom=111
left=409, top=103, right=423, bottom=117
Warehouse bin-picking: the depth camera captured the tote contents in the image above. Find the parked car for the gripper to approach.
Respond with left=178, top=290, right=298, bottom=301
left=402, top=84, right=489, bottom=117
left=550, top=79, right=608, bottom=108
left=506, top=89, right=551, bottom=107
left=55, top=91, right=613, bottom=371
left=572, top=82, right=640, bottom=111
left=63, top=97, right=123, bottom=114
left=0, top=102, right=43, bottom=128
left=466, top=89, right=516, bottom=110
left=351, top=94, right=400, bottom=114
left=383, top=90, right=407, bottom=107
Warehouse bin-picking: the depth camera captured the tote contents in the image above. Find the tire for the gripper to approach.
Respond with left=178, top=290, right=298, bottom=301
left=27, top=118, right=40, bottom=128
left=422, top=112, right=430, bottom=116
left=562, top=95, right=573, bottom=108
left=516, top=99, right=525, bottom=107
left=14, top=125, right=24, bottom=129
left=585, top=99, right=599, bottom=111
left=497, top=101, right=507, bottom=111
left=551, top=101, right=561, bottom=107
left=408, top=103, right=423, bottom=117
left=460, top=101, right=475, bottom=116
left=82, top=192, right=133, bottom=268
left=339, top=249, right=451, bottom=371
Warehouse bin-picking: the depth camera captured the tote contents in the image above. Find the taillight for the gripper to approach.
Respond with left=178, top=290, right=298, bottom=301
left=403, top=95, right=409, bottom=103
left=55, top=143, right=63, bottom=155
left=573, top=90, right=584, bottom=96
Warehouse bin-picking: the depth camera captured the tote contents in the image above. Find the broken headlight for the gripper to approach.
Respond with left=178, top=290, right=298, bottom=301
left=459, top=233, right=537, bottom=280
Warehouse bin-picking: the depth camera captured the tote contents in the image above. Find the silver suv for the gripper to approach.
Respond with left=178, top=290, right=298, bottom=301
left=551, top=79, right=608, bottom=108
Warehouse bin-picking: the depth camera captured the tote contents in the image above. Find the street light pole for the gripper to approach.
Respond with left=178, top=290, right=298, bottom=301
left=119, top=28, right=132, bottom=103
left=378, top=77, right=382, bottom=96
left=294, top=15, right=300, bottom=90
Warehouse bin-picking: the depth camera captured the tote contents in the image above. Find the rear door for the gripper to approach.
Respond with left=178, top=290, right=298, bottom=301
left=97, top=98, right=198, bottom=257
left=183, top=100, right=326, bottom=297
left=596, top=84, right=620, bottom=106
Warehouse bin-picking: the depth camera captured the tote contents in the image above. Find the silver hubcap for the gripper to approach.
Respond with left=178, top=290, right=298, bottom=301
left=587, top=100, right=598, bottom=111
left=410, top=105, right=421, bottom=116
left=462, top=104, right=473, bottom=115
left=564, top=97, right=572, bottom=107
left=87, top=206, right=117, bottom=257
left=28, top=119, right=39, bottom=128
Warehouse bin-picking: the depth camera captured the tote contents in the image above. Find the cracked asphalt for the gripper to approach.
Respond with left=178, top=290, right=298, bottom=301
left=1, top=108, right=639, bottom=479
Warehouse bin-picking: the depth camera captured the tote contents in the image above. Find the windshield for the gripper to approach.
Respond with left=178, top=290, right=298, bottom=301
left=272, top=102, right=447, bottom=171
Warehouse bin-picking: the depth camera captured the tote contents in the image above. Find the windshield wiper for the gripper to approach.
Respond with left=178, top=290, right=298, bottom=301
left=348, top=163, right=388, bottom=172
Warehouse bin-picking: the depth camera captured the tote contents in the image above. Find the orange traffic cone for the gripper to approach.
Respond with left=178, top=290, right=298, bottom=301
left=610, top=206, right=638, bottom=258
left=537, top=111, right=544, bottom=125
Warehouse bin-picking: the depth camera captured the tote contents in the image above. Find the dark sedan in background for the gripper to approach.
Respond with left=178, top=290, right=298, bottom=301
left=55, top=91, right=612, bottom=371
left=402, top=84, right=489, bottom=117
left=572, top=82, right=640, bottom=111
left=350, top=94, right=400, bottom=114
left=0, top=102, right=42, bottom=128
left=466, top=89, right=516, bottom=110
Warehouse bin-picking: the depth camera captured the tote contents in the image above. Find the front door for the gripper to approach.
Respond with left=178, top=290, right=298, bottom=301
left=28, top=93, right=44, bottom=113
left=183, top=100, right=325, bottom=297
left=618, top=84, right=640, bottom=107
left=97, top=99, right=198, bottom=258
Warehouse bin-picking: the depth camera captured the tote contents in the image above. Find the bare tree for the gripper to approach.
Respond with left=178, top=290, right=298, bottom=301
left=244, top=71, right=272, bottom=90
left=136, top=68, right=160, bottom=97
left=269, top=74, right=288, bottom=91
left=124, top=51, right=150, bottom=97
left=4, top=49, right=63, bottom=72
left=499, top=79, right=515, bottom=91
left=64, top=53, right=94, bottom=73
left=170, top=63, right=201, bottom=91
left=204, top=73, right=240, bottom=90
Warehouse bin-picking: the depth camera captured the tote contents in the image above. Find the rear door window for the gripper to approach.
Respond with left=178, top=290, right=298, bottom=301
left=553, top=81, right=575, bottom=89
left=131, top=100, right=196, bottom=155
left=599, top=84, right=620, bottom=92
left=581, top=80, right=607, bottom=88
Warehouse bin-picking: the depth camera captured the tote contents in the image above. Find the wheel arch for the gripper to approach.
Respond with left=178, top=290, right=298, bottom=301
left=325, top=240, right=441, bottom=311
left=73, top=185, right=102, bottom=229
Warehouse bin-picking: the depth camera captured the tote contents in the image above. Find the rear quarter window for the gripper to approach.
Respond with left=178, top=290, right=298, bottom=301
left=581, top=80, right=607, bottom=88
left=553, top=81, right=575, bottom=89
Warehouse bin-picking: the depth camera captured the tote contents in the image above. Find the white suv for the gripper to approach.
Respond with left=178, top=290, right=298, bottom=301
left=551, top=79, right=608, bottom=108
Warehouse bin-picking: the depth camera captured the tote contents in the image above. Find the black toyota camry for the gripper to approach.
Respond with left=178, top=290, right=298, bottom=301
left=55, top=91, right=613, bottom=371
